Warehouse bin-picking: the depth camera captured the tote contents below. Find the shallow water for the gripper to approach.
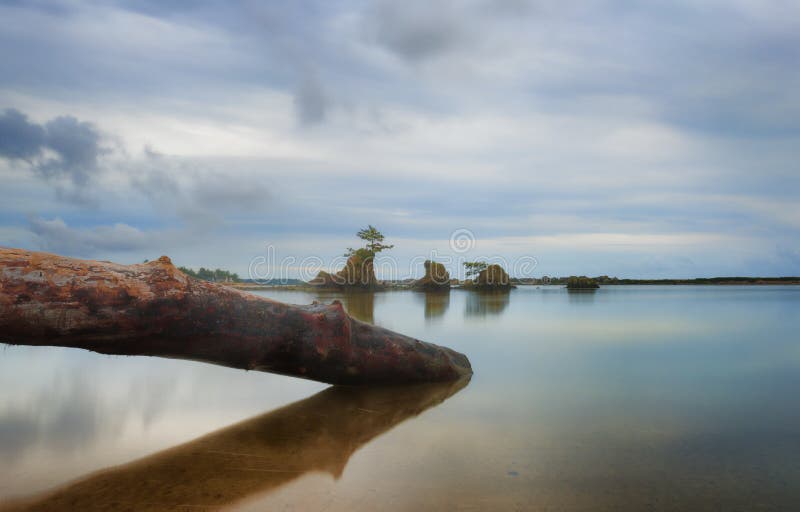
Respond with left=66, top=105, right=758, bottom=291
left=1, top=286, right=799, bottom=510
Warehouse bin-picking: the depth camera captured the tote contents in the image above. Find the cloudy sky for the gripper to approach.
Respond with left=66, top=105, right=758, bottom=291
left=1, top=0, right=798, bottom=279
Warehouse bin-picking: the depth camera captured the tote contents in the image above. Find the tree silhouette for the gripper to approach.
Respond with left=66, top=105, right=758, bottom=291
left=345, top=225, right=394, bottom=260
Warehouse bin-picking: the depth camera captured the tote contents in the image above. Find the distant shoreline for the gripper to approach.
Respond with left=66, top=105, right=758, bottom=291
left=227, top=277, right=800, bottom=291
left=581, top=278, right=800, bottom=286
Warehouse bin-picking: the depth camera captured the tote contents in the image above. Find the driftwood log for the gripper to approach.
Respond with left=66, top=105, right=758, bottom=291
left=0, top=248, right=471, bottom=385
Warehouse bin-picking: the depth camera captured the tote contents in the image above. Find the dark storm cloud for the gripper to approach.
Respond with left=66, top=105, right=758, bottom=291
left=2, top=107, right=272, bottom=216
left=0, top=108, right=107, bottom=188
left=293, top=72, right=329, bottom=125
left=0, top=108, right=45, bottom=160
left=38, top=115, right=106, bottom=185
left=364, top=1, right=468, bottom=61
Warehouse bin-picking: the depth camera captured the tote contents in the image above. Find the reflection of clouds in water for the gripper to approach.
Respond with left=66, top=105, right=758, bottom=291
left=0, top=370, right=177, bottom=463
left=126, top=373, right=178, bottom=428
left=0, top=376, right=105, bottom=461
left=0, top=375, right=101, bottom=461
left=0, top=345, right=325, bottom=499
left=0, top=411, right=38, bottom=460
left=40, top=377, right=101, bottom=453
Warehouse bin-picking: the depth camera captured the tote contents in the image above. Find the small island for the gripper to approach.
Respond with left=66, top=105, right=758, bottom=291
left=310, top=225, right=393, bottom=290
left=412, top=260, right=451, bottom=291
left=566, top=276, right=600, bottom=290
left=460, top=261, right=516, bottom=290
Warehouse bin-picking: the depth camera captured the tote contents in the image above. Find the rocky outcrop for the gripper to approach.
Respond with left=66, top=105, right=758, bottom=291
left=566, top=276, right=599, bottom=290
left=308, top=270, right=339, bottom=287
left=412, top=260, right=450, bottom=290
left=339, top=253, right=378, bottom=288
left=473, top=264, right=514, bottom=289
left=310, top=253, right=379, bottom=289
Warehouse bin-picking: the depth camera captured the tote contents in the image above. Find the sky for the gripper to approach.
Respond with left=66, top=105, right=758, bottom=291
left=0, top=0, right=798, bottom=279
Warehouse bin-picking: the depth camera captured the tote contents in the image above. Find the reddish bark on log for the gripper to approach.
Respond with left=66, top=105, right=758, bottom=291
left=0, top=248, right=472, bottom=385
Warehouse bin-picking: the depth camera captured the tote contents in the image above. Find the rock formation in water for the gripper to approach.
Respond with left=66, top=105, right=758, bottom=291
left=310, top=253, right=379, bottom=289
left=0, top=247, right=471, bottom=385
left=308, top=269, right=339, bottom=287
left=339, top=252, right=378, bottom=288
left=412, top=260, right=451, bottom=290
left=468, top=264, right=515, bottom=289
left=566, top=276, right=600, bottom=290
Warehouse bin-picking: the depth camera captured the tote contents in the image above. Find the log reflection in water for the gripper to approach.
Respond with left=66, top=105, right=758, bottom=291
left=1, top=377, right=469, bottom=512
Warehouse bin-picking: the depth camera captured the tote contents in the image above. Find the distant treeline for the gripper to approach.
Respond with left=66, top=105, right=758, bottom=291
left=176, top=266, right=305, bottom=286
left=566, top=276, right=599, bottom=289
left=178, top=266, right=240, bottom=282
left=613, top=276, right=800, bottom=285
left=239, top=278, right=305, bottom=285
left=512, top=276, right=800, bottom=285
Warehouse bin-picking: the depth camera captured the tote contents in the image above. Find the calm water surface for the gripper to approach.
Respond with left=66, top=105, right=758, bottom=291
left=1, top=286, right=799, bottom=510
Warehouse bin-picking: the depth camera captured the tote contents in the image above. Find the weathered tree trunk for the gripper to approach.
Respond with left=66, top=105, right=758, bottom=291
left=0, top=248, right=471, bottom=385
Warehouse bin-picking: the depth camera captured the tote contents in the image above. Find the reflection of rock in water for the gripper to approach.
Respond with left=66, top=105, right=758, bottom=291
left=1, top=378, right=469, bottom=512
left=423, top=291, right=450, bottom=321
left=342, top=291, right=375, bottom=324
left=567, top=289, right=597, bottom=303
left=304, top=291, right=377, bottom=324
left=465, top=290, right=510, bottom=318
